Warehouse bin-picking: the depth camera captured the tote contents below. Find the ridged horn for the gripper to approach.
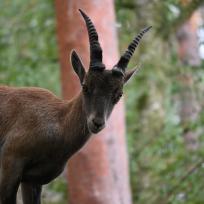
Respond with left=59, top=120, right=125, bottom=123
left=79, top=9, right=105, bottom=70
left=116, top=26, right=152, bottom=72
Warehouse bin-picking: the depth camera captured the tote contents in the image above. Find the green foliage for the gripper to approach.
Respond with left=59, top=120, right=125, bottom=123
left=0, top=0, right=60, bottom=94
left=43, top=176, right=67, bottom=204
left=116, top=1, right=204, bottom=204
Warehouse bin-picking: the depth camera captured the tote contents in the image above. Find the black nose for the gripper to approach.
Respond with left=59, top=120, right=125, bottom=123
left=92, top=118, right=105, bottom=129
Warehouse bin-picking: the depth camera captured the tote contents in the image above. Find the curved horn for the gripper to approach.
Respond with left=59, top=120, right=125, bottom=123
left=116, top=26, right=152, bottom=72
left=79, top=9, right=105, bottom=70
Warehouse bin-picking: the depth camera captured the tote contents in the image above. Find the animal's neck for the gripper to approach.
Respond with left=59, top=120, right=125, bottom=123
left=61, top=92, right=91, bottom=157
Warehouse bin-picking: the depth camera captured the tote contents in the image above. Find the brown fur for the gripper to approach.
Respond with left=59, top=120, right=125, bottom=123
left=0, top=85, right=90, bottom=204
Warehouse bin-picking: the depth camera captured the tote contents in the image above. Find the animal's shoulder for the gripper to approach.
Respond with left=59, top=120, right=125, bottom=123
left=0, top=85, right=60, bottom=102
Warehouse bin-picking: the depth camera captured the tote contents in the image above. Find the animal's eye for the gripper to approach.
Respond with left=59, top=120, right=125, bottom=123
left=113, top=92, right=123, bottom=104
left=82, top=84, right=90, bottom=95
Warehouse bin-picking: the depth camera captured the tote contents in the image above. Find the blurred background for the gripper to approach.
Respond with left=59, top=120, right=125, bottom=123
left=0, top=0, right=204, bottom=204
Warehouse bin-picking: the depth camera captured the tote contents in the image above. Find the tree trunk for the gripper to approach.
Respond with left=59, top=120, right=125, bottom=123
left=176, top=10, right=201, bottom=150
left=55, top=1, right=132, bottom=204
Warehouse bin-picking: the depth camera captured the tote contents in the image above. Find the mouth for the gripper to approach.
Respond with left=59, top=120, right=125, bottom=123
left=88, top=122, right=105, bottom=134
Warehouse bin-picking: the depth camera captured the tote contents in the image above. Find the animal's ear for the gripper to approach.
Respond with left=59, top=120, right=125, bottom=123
left=71, top=50, right=86, bottom=84
left=124, top=68, right=138, bottom=84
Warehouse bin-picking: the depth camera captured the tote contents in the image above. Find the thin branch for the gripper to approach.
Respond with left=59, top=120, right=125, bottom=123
left=165, top=159, right=204, bottom=203
left=153, top=159, right=204, bottom=204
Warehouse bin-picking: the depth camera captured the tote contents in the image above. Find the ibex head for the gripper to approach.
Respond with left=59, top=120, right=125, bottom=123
left=71, top=9, right=151, bottom=134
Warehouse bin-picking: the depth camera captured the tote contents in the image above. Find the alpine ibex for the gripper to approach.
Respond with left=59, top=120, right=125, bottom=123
left=0, top=9, right=151, bottom=204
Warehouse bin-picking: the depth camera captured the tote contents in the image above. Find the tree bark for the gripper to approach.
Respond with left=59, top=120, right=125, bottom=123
left=177, top=11, right=201, bottom=150
left=55, top=1, right=132, bottom=204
